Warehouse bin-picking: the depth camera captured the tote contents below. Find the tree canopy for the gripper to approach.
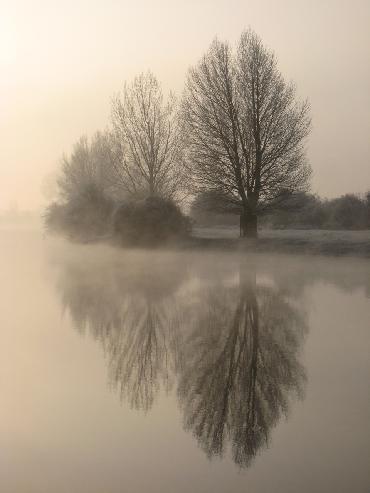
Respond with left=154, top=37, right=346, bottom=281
left=182, top=29, right=311, bottom=236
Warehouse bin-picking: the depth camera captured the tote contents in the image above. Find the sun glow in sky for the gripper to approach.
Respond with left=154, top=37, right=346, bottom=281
left=0, top=17, right=18, bottom=67
left=0, top=0, right=369, bottom=210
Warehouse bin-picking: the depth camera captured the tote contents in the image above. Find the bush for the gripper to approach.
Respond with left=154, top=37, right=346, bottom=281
left=327, top=194, right=366, bottom=230
left=113, top=196, right=191, bottom=246
left=44, top=183, right=114, bottom=242
left=262, top=192, right=370, bottom=230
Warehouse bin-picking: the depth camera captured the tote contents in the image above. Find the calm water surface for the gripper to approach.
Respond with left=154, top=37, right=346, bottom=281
left=1, top=229, right=369, bottom=493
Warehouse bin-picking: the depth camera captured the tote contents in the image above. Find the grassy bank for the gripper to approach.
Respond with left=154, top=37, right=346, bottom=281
left=187, top=227, right=370, bottom=258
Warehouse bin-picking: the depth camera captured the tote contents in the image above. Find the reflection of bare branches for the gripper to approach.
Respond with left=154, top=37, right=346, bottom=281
left=55, top=250, right=307, bottom=467
left=56, top=252, right=187, bottom=412
left=178, top=268, right=307, bottom=468
left=106, top=298, right=182, bottom=412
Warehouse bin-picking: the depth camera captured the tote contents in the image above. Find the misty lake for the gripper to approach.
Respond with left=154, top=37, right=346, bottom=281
left=1, top=228, right=369, bottom=493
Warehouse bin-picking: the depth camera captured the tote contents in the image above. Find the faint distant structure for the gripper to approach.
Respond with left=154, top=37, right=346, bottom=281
left=182, top=29, right=311, bottom=237
left=8, top=200, right=19, bottom=219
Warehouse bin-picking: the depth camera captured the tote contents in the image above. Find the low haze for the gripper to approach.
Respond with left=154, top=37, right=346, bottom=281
left=1, top=0, right=369, bottom=210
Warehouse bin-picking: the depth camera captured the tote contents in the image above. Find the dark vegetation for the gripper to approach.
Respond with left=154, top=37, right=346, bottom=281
left=191, top=190, right=370, bottom=230
left=45, top=83, right=191, bottom=245
left=113, top=197, right=191, bottom=246
left=44, top=184, right=115, bottom=242
left=45, top=28, right=368, bottom=247
left=182, top=30, right=310, bottom=237
left=45, top=188, right=190, bottom=247
left=265, top=192, right=370, bottom=230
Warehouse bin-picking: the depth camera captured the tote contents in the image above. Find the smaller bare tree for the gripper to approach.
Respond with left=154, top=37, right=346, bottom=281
left=111, top=72, right=186, bottom=201
left=57, top=132, right=114, bottom=203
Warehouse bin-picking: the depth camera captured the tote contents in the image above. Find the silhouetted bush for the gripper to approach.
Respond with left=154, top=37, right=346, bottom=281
left=189, top=190, right=239, bottom=226
left=326, top=194, right=366, bottom=229
left=189, top=189, right=370, bottom=231
left=113, top=196, right=191, bottom=246
left=261, top=192, right=370, bottom=230
left=44, top=183, right=114, bottom=242
left=263, top=193, right=327, bottom=229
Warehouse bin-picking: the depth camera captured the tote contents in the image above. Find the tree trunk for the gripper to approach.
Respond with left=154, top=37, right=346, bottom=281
left=240, top=212, right=258, bottom=238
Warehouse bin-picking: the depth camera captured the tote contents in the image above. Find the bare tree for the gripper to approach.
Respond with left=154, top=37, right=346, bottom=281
left=57, top=132, right=115, bottom=203
left=43, top=132, right=118, bottom=240
left=182, top=29, right=311, bottom=237
left=111, top=72, right=185, bottom=200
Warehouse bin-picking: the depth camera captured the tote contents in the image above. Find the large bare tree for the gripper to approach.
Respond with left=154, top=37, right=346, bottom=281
left=111, top=72, right=185, bottom=200
left=182, top=29, right=311, bottom=237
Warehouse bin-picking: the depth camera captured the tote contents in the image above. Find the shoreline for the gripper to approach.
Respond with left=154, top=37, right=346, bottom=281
left=26, top=224, right=370, bottom=259
left=180, top=233, right=370, bottom=258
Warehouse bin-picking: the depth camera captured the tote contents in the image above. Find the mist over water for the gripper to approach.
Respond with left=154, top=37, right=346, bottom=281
left=2, top=1, right=369, bottom=490
left=1, top=227, right=370, bottom=492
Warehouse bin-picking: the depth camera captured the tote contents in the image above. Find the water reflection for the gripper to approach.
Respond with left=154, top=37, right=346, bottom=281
left=57, top=252, right=187, bottom=411
left=178, top=263, right=306, bottom=467
left=106, top=295, right=184, bottom=411
left=54, top=250, right=307, bottom=467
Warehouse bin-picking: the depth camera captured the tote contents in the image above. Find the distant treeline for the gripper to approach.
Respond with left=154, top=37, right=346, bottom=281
left=191, top=191, right=370, bottom=230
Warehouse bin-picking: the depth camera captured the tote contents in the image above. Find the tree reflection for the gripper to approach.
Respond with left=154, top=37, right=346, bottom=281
left=55, top=250, right=307, bottom=467
left=105, top=295, right=184, bottom=411
left=178, top=263, right=307, bottom=467
left=57, top=251, right=187, bottom=411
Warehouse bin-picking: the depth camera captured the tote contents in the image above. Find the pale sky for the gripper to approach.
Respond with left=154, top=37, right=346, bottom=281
left=1, top=0, right=369, bottom=210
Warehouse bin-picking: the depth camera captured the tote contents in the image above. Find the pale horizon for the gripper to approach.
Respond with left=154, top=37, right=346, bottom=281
left=1, top=0, right=369, bottom=210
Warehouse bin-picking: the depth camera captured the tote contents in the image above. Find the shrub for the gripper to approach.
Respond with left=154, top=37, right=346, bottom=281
left=44, top=183, right=114, bottom=242
left=113, top=196, right=191, bottom=246
left=262, top=192, right=370, bottom=230
left=327, top=194, right=366, bottom=230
